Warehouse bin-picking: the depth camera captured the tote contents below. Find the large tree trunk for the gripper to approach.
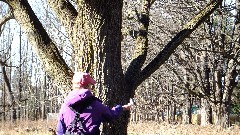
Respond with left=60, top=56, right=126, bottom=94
left=49, top=0, right=129, bottom=134
left=74, top=2, right=130, bottom=134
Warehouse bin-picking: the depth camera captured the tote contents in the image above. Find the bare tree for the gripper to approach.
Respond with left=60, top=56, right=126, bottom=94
left=1, top=0, right=222, bottom=134
left=167, top=0, right=240, bottom=127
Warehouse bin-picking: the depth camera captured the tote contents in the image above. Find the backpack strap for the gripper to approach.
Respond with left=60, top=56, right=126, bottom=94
left=65, top=112, right=83, bottom=135
left=66, top=96, right=96, bottom=134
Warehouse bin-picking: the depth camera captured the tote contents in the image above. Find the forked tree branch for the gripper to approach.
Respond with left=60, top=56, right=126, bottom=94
left=0, top=11, right=13, bottom=35
left=0, top=12, right=13, bottom=26
left=133, top=0, right=223, bottom=89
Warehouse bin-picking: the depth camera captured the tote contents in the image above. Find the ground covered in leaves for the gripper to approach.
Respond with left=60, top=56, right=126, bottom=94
left=0, top=120, right=239, bottom=135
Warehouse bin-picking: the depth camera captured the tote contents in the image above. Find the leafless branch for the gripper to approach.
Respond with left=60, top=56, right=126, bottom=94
left=134, top=0, right=223, bottom=89
left=0, top=11, right=13, bottom=35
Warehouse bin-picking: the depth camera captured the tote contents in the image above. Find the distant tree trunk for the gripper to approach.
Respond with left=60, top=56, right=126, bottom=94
left=167, top=104, right=170, bottom=123
left=200, top=99, right=208, bottom=126
left=18, top=27, right=22, bottom=120
left=3, top=83, right=6, bottom=121
left=171, top=83, right=176, bottom=122
left=41, top=73, right=47, bottom=119
left=188, top=95, right=193, bottom=124
left=173, top=103, right=176, bottom=122
left=35, top=72, right=38, bottom=120
left=0, top=62, right=17, bottom=122
left=208, top=106, right=213, bottom=124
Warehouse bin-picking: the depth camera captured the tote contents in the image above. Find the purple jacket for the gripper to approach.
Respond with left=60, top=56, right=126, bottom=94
left=56, top=89, right=123, bottom=135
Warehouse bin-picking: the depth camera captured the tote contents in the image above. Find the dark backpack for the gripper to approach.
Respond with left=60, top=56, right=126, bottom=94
left=65, top=96, right=96, bottom=135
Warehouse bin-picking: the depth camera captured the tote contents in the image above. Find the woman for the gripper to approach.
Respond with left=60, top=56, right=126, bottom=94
left=56, top=72, right=131, bottom=135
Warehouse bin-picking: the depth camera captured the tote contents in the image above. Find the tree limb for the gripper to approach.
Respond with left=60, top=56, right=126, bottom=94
left=0, top=11, right=13, bottom=27
left=125, top=0, right=150, bottom=92
left=134, top=0, right=223, bottom=89
left=5, top=0, right=74, bottom=90
left=47, top=0, right=77, bottom=36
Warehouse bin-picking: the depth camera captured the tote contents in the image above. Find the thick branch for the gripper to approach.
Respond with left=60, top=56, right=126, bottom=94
left=6, top=0, right=73, bottom=90
left=47, top=0, right=77, bottom=36
left=125, top=0, right=150, bottom=92
left=133, top=0, right=223, bottom=89
left=0, top=11, right=13, bottom=27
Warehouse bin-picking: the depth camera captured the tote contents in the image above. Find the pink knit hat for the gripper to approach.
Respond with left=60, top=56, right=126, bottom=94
left=72, top=72, right=96, bottom=86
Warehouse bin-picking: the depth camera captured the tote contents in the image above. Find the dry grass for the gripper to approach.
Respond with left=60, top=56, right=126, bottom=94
left=0, top=120, right=239, bottom=135
left=128, top=121, right=240, bottom=135
left=0, top=120, right=55, bottom=135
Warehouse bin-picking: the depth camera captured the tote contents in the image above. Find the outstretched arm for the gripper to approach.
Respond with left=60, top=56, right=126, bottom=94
left=101, top=103, right=131, bottom=122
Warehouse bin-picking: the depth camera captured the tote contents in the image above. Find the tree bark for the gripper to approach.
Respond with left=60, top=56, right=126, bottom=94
left=47, top=0, right=128, bottom=134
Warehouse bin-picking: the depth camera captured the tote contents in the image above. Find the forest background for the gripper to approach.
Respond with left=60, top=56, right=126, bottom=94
left=0, top=0, right=239, bottom=135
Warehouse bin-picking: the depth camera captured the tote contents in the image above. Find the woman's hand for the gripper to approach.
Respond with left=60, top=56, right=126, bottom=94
left=122, top=103, right=132, bottom=111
